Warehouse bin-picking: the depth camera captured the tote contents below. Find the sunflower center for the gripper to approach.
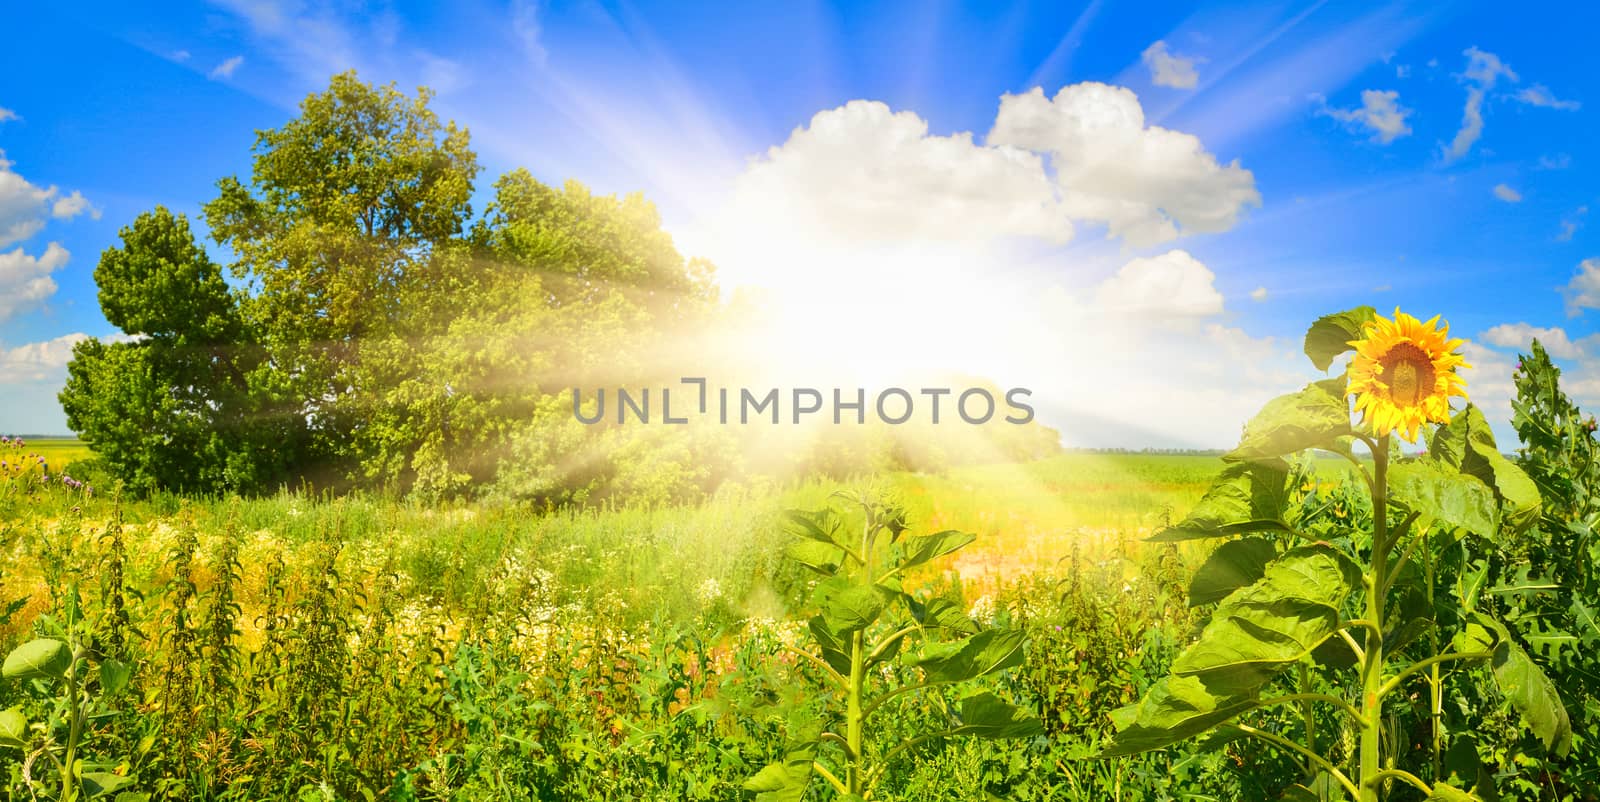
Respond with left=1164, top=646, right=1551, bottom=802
left=1380, top=343, right=1436, bottom=408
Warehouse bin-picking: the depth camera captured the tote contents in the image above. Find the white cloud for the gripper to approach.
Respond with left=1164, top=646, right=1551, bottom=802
left=1141, top=40, right=1201, bottom=90
left=1539, top=153, right=1572, bottom=170
left=1396, top=64, right=1411, bottom=78
left=1516, top=84, right=1580, bottom=111
left=1558, top=205, right=1587, bottom=242
left=721, top=100, right=1071, bottom=246
left=209, top=55, right=245, bottom=80
left=0, top=107, right=16, bottom=124
left=989, top=82, right=1260, bottom=247
left=0, top=333, right=89, bottom=383
left=0, top=150, right=95, bottom=248
left=1444, top=47, right=1517, bottom=163
left=1096, top=250, right=1224, bottom=318
left=1319, top=89, right=1413, bottom=144
left=1564, top=258, right=1600, bottom=316
left=1250, top=286, right=1268, bottom=302
left=1493, top=183, right=1522, bottom=203
left=50, top=190, right=99, bottom=221
left=170, top=49, right=192, bottom=62
left=0, top=242, right=70, bottom=322
left=512, top=0, right=547, bottom=65
left=1459, top=340, right=1518, bottom=425
left=1481, top=322, right=1582, bottom=359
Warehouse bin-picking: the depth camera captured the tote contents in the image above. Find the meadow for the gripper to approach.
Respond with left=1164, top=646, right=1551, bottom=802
left=0, top=446, right=1290, bottom=800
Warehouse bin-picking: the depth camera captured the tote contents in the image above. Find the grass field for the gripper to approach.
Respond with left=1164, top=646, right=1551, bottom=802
left=0, top=448, right=1375, bottom=800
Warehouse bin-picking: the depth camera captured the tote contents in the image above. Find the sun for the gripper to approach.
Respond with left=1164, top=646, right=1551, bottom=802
left=1347, top=309, right=1470, bottom=442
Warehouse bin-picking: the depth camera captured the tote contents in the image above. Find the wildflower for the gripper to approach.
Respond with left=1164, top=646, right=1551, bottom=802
left=1347, top=309, right=1469, bottom=442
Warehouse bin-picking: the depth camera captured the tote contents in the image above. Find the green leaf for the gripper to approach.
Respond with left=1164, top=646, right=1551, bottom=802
left=786, top=540, right=844, bottom=576
left=81, top=772, right=135, bottom=799
left=906, top=629, right=1026, bottom=684
left=1225, top=378, right=1351, bottom=462
left=1170, top=545, right=1361, bottom=691
left=784, top=509, right=843, bottom=547
left=1427, top=782, right=1484, bottom=802
left=898, top=530, right=975, bottom=570
left=1441, top=736, right=1499, bottom=802
left=1304, top=306, right=1376, bottom=371
left=812, top=577, right=886, bottom=635
left=99, top=659, right=132, bottom=696
left=743, top=744, right=815, bottom=802
left=1188, top=537, right=1277, bottom=607
left=910, top=597, right=980, bottom=638
left=1459, top=614, right=1572, bottom=756
left=1098, top=675, right=1258, bottom=756
left=1280, top=772, right=1344, bottom=801
left=1388, top=461, right=1498, bottom=537
left=2, top=639, right=71, bottom=681
left=947, top=692, right=1044, bottom=739
left=1426, top=405, right=1540, bottom=534
left=0, top=707, right=27, bottom=748
left=807, top=615, right=852, bottom=676
left=1150, top=460, right=1293, bottom=542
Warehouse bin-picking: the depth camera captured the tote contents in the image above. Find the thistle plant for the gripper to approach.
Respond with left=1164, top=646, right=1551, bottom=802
left=744, top=494, right=1042, bottom=800
left=1102, top=308, right=1569, bottom=801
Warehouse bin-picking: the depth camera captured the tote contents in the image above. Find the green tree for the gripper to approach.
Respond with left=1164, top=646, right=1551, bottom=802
left=60, top=207, right=291, bottom=493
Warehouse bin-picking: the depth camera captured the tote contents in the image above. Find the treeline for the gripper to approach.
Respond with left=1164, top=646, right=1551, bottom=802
left=61, top=73, right=1058, bottom=503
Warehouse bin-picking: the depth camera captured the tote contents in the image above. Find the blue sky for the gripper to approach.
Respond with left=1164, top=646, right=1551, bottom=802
left=3, top=1, right=1599, bottom=446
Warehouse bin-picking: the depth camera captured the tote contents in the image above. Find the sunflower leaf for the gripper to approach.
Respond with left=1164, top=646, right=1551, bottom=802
left=1304, top=306, right=1376, bottom=371
left=1225, top=379, right=1351, bottom=462
left=1149, top=460, right=1293, bottom=542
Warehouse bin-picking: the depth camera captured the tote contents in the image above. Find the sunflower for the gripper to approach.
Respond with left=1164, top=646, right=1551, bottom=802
left=1347, top=309, right=1470, bottom=442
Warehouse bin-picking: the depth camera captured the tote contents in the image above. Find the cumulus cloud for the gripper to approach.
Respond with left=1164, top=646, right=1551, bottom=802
left=1493, top=183, right=1522, bottom=203
left=51, top=190, right=99, bottom=220
left=209, top=55, right=245, bottom=80
left=681, top=85, right=1278, bottom=448
left=0, top=106, right=16, bottom=124
left=0, top=332, right=89, bottom=383
left=724, top=100, right=1071, bottom=245
left=1481, top=322, right=1582, bottom=359
left=0, top=150, right=96, bottom=247
left=1250, top=286, right=1268, bottom=302
left=1444, top=47, right=1517, bottom=163
left=1141, top=41, right=1201, bottom=89
left=0, top=242, right=70, bottom=322
left=1539, top=153, right=1572, bottom=170
left=1095, top=250, right=1223, bottom=318
left=1516, top=84, right=1580, bottom=111
left=1564, top=258, right=1600, bottom=316
left=989, top=82, right=1260, bottom=247
left=1318, top=89, right=1413, bottom=144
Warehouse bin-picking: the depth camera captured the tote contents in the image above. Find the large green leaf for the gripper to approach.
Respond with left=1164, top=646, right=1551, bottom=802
left=1427, top=782, right=1485, bottom=802
left=1099, top=675, right=1258, bottom=756
left=81, top=772, right=135, bottom=799
left=1388, top=461, right=1498, bottom=537
left=1225, top=378, right=1352, bottom=462
left=1304, top=306, right=1376, bottom=371
left=1170, top=545, right=1361, bottom=691
left=1280, top=772, right=1345, bottom=801
left=898, top=530, right=975, bottom=570
left=743, top=742, right=815, bottom=802
left=947, top=692, right=1045, bottom=739
left=906, top=628, right=1026, bottom=684
left=786, top=540, right=845, bottom=576
left=1426, top=405, right=1540, bottom=534
left=1187, top=537, right=1277, bottom=607
left=1458, top=615, right=1572, bottom=756
left=2, top=639, right=71, bottom=681
left=910, top=596, right=980, bottom=638
left=812, top=577, right=886, bottom=635
left=1150, top=460, right=1293, bottom=542
left=784, top=509, right=844, bottom=547
left=807, top=615, right=852, bottom=676
left=0, top=707, right=27, bottom=748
